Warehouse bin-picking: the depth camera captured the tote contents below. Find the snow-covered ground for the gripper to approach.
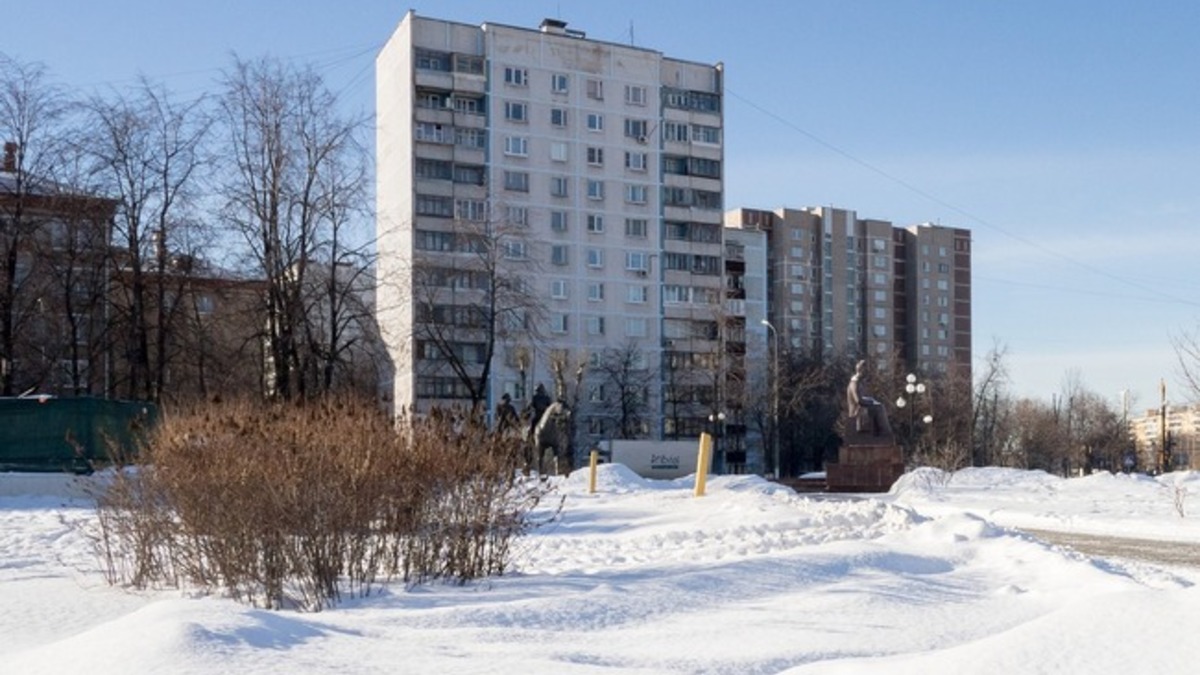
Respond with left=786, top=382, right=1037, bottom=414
left=4, top=465, right=1200, bottom=674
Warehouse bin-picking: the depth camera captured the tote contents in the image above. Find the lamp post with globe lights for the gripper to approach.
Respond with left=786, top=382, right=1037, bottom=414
left=895, top=373, right=932, bottom=457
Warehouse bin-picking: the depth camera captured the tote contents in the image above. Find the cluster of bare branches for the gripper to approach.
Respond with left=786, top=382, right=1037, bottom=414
left=0, top=51, right=379, bottom=405
left=92, top=397, right=559, bottom=611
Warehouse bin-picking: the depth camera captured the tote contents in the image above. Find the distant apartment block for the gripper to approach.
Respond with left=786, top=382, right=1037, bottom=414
left=725, top=206, right=972, bottom=381
left=1128, top=403, right=1200, bottom=470
left=375, top=12, right=725, bottom=444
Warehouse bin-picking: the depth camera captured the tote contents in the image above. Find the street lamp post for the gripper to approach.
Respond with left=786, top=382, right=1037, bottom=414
left=708, top=411, right=727, bottom=473
left=895, top=373, right=932, bottom=456
left=760, top=320, right=780, bottom=479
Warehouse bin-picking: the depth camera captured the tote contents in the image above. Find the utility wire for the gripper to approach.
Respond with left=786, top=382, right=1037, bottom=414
left=726, top=87, right=1200, bottom=309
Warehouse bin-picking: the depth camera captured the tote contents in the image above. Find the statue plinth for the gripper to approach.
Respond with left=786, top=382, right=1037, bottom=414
left=826, top=430, right=904, bottom=493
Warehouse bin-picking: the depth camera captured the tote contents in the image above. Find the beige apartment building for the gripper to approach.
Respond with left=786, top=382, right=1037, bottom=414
left=725, top=206, right=972, bottom=381
left=376, top=12, right=725, bottom=446
left=1128, top=403, right=1200, bottom=471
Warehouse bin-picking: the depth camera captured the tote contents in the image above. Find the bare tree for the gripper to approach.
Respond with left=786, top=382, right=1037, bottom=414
left=0, top=55, right=72, bottom=395
left=297, top=132, right=377, bottom=396
left=971, top=340, right=1011, bottom=466
left=409, top=208, right=543, bottom=412
left=85, top=79, right=211, bottom=401
left=216, top=55, right=366, bottom=400
left=28, top=144, right=112, bottom=395
left=1172, top=326, right=1200, bottom=403
left=592, top=342, right=655, bottom=439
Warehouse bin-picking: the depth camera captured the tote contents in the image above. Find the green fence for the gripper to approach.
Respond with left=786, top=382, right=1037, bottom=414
left=0, top=397, right=157, bottom=473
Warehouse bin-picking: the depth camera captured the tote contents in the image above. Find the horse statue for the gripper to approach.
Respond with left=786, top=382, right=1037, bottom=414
left=528, top=400, right=573, bottom=475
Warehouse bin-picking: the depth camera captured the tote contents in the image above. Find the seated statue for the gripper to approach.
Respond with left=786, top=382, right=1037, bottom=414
left=846, top=360, right=892, bottom=438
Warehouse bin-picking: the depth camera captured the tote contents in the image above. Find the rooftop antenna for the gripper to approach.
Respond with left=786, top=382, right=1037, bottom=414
left=629, top=20, right=635, bottom=46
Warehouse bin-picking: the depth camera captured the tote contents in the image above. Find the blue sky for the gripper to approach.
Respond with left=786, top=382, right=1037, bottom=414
left=8, top=1, right=1200, bottom=408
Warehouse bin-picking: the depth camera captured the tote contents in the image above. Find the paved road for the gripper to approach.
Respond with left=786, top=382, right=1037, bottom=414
left=1023, top=529, right=1200, bottom=569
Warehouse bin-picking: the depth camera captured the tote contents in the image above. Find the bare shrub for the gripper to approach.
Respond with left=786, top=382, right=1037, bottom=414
left=94, top=397, right=559, bottom=610
left=1173, top=484, right=1188, bottom=518
left=912, top=439, right=970, bottom=477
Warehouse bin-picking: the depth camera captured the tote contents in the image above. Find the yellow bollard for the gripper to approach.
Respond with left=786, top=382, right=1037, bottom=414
left=694, top=432, right=713, bottom=497
left=588, top=449, right=599, bottom=494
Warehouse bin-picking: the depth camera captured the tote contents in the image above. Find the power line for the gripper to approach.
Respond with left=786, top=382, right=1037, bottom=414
left=726, top=87, right=1200, bottom=309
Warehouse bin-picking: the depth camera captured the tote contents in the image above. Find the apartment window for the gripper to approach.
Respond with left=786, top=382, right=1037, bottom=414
left=454, top=128, right=486, bottom=148
left=587, top=248, right=604, bottom=268
left=504, top=170, right=529, bottom=192
left=417, top=90, right=446, bottom=110
left=874, top=255, right=888, bottom=268
left=627, top=285, right=648, bottom=303
left=624, top=118, right=649, bottom=140
left=587, top=179, right=605, bottom=201
left=873, top=272, right=886, bottom=285
left=624, top=218, right=648, bottom=238
left=790, top=300, right=804, bottom=313
left=937, top=279, right=950, bottom=291
left=586, top=147, right=604, bottom=166
left=551, top=279, right=568, bottom=299
left=624, top=84, right=647, bottom=106
left=663, top=121, right=688, bottom=143
left=551, top=244, right=569, bottom=266
left=504, top=135, right=528, bottom=156
left=586, top=78, right=603, bottom=100
left=416, top=194, right=453, bottom=217
left=415, top=49, right=452, bottom=72
left=586, top=113, right=604, bottom=131
left=626, top=184, right=648, bottom=204
left=506, top=205, right=528, bottom=226
left=625, top=250, right=649, bottom=271
left=551, top=313, right=569, bottom=334
left=504, top=101, right=528, bottom=122
left=416, top=158, right=453, bottom=181
left=588, top=282, right=605, bottom=301
left=551, top=107, right=568, bottom=127
left=586, top=316, right=605, bottom=335
left=626, top=317, right=648, bottom=337
left=453, top=96, right=482, bottom=115
left=586, top=214, right=604, bottom=233
left=874, top=290, right=887, bottom=302
left=625, top=151, right=647, bottom=171
left=551, top=210, right=569, bottom=232
left=502, top=240, right=527, bottom=259
left=550, top=141, right=569, bottom=162
left=873, top=307, right=887, bottom=319
left=551, top=72, right=569, bottom=93
left=504, top=67, right=528, bottom=86
left=415, top=122, right=450, bottom=143
left=691, top=124, right=720, bottom=144
left=550, top=176, right=569, bottom=197
left=663, top=156, right=688, bottom=176
left=664, top=285, right=690, bottom=304
left=455, top=199, right=486, bottom=221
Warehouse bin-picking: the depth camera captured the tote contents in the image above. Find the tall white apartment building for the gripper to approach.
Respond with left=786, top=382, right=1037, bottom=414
left=376, top=12, right=724, bottom=441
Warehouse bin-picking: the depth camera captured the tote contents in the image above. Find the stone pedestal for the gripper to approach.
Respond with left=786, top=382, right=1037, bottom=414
left=826, top=431, right=904, bottom=493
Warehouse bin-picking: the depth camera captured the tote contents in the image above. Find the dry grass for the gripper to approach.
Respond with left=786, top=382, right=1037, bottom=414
left=93, top=397, right=560, bottom=611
